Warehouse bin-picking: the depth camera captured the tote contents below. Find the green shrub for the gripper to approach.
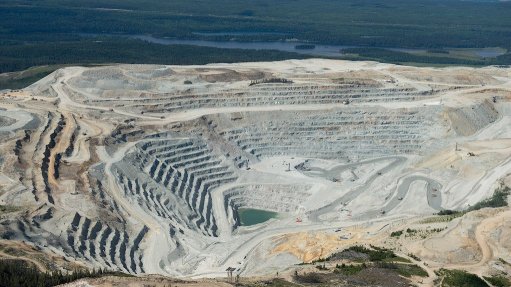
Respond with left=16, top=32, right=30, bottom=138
left=376, top=262, right=427, bottom=277
left=419, top=213, right=465, bottom=223
left=406, top=228, right=417, bottom=234
left=483, top=275, right=511, bottom=287
left=408, top=253, right=421, bottom=261
left=334, top=263, right=366, bottom=275
left=315, top=264, right=328, bottom=271
left=395, top=264, right=428, bottom=278
left=468, top=186, right=510, bottom=211
left=424, top=185, right=510, bottom=225
left=439, top=269, right=489, bottom=287
left=437, top=209, right=459, bottom=215
left=346, top=245, right=398, bottom=262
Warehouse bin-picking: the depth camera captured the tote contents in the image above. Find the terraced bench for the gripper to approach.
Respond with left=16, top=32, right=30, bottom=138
left=80, top=82, right=439, bottom=115
left=115, top=137, right=238, bottom=237
left=67, top=213, right=147, bottom=273
left=212, top=107, right=438, bottom=160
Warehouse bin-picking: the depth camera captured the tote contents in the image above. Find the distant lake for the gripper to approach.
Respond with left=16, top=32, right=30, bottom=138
left=131, top=35, right=351, bottom=57
left=82, top=34, right=506, bottom=59
left=192, top=31, right=288, bottom=36
left=238, top=208, right=278, bottom=226
left=474, top=48, right=506, bottom=58
left=131, top=35, right=506, bottom=59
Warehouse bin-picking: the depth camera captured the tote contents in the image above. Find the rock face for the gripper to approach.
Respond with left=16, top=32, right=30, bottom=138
left=0, top=59, right=511, bottom=277
left=447, top=100, right=499, bottom=136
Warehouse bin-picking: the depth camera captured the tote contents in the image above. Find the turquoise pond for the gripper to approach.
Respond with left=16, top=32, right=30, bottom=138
left=238, top=208, right=279, bottom=226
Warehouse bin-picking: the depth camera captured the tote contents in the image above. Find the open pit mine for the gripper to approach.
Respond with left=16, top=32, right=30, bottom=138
left=0, top=59, right=511, bottom=284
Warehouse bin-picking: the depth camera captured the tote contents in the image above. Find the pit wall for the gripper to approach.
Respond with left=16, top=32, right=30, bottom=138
left=447, top=100, right=499, bottom=136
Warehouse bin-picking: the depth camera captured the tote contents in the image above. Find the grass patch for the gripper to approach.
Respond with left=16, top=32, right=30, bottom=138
left=334, top=263, right=366, bottom=275
left=395, top=264, right=428, bottom=278
left=376, top=262, right=428, bottom=278
left=381, top=256, right=411, bottom=263
left=345, top=245, right=399, bottom=262
left=483, top=275, right=511, bottom=287
left=437, top=269, right=489, bottom=287
left=419, top=212, right=465, bottom=224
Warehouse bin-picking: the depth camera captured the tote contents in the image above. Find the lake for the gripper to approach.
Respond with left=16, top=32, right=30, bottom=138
left=192, top=31, right=288, bottom=36
left=82, top=33, right=506, bottom=59
left=131, top=35, right=506, bottom=59
left=131, top=35, right=351, bottom=57
left=238, top=208, right=279, bottom=226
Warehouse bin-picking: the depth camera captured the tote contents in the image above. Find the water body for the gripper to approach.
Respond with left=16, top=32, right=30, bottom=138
left=238, top=208, right=278, bottom=226
left=192, top=31, right=288, bottom=36
left=129, top=35, right=505, bottom=59
left=474, top=49, right=506, bottom=58
left=131, top=35, right=350, bottom=57
left=81, top=33, right=505, bottom=59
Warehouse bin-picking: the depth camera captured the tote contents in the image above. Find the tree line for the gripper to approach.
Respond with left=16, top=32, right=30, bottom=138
left=0, top=259, right=131, bottom=287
